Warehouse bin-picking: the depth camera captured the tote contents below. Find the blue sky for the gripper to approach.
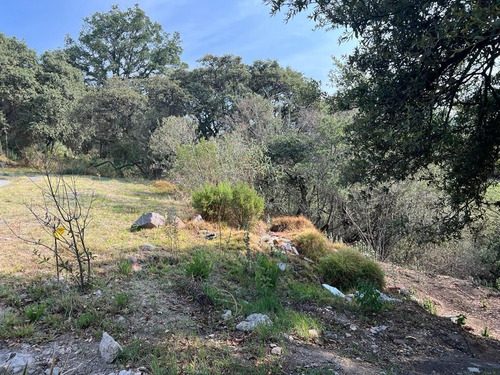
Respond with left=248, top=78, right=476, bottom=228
left=0, top=0, right=356, bottom=91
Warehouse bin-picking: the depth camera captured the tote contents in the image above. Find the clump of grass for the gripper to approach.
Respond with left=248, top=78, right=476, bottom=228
left=114, top=292, right=132, bottom=312
left=270, top=216, right=316, bottom=233
left=76, top=310, right=99, bottom=329
left=318, top=247, right=385, bottom=292
left=242, top=294, right=282, bottom=315
left=152, top=180, right=177, bottom=195
left=293, top=229, right=333, bottom=262
left=185, top=250, right=213, bottom=280
left=254, top=254, right=280, bottom=294
left=117, top=259, right=133, bottom=275
left=24, top=302, right=46, bottom=322
left=288, top=282, right=336, bottom=305
left=286, top=310, right=322, bottom=339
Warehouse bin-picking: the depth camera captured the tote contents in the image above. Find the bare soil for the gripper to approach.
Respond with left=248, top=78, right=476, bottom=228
left=2, top=261, right=500, bottom=375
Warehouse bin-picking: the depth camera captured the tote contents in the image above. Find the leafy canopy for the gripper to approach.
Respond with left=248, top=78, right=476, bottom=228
left=65, top=4, right=183, bottom=85
left=267, top=0, right=500, bottom=224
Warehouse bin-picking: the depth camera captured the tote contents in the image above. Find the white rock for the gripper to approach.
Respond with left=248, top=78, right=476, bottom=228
left=370, top=325, right=388, bottom=334
left=99, top=332, right=122, bottom=363
left=221, top=310, right=232, bottom=320
left=271, top=346, right=282, bottom=355
left=45, top=367, right=62, bottom=375
left=308, top=329, right=320, bottom=339
left=322, top=284, right=345, bottom=298
left=277, top=262, right=286, bottom=271
left=118, top=371, right=141, bottom=375
left=236, top=313, right=272, bottom=331
left=468, top=368, right=480, bottom=373
left=191, top=214, right=204, bottom=223
left=377, top=291, right=402, bottom=303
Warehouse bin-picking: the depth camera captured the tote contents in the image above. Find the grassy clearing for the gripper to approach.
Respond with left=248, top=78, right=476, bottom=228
left=0, top=167, right=397, bottom=373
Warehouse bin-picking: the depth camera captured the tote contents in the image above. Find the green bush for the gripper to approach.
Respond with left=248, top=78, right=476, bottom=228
left=192, top=181, right=264, bottom=227
left=318, top=248, right=385, bottom=292
left=293, top=229, right=331, bottom=261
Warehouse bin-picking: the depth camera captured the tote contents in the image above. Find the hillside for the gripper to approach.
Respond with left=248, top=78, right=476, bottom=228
left=0, top=173, right=499, bottom=375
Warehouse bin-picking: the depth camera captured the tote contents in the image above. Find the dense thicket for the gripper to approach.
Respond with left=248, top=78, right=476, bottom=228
left=1, top=4, right=500, bottom=284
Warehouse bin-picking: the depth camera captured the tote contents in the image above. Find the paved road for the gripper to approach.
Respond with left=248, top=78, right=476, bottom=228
left=0, top=180, right=11, bottom=187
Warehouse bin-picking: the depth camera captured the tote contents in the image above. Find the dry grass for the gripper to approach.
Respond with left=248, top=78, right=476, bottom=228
left=292, top=228, right=337, bottom=261
left=0, top=172, right=190, bottom=280
left=151, top=180, right=177, bottom=195
left=269, top=215, right=316, bottom=233
left=0, top=169, right=270, bottom=282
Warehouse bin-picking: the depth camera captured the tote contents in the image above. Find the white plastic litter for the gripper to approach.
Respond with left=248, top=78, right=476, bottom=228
left=322, top=284, right=345, bottom=298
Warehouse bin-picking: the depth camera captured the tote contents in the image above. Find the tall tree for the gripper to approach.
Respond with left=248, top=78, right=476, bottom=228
left=174, top=54, right=251, bottom=138
left=32, top=50, right=86, bottom=149
left=65, top=4, right=183, bottom=85
left=267, top=0, right=500, bottom=225
left=0, top=33, right=39, bottom=152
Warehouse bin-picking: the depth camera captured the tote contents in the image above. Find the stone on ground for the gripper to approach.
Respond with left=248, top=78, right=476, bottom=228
left=99, top=332, right=122, bottom=363
left=132, top=212, right=165, bottom=229
left=1, top=352, right=35, bottom=374
left=236, top=313, right=272, bottom=331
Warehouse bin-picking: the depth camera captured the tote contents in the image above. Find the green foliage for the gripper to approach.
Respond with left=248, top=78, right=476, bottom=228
left=174, top=54, right=251, bottom=138
left=149, top=116, right=197, bottom=176
left=318, top=248, right=385, bottom=292
left=76, top=310, right=99, bottom=329
left=185, top=250, right=213, bottom=280
left=117, top=260, right=133, bottom=276
left=65, top=4, right=182, bottom=85
left=24, top=302, right=46, bottom=322
left=354, top=281, right=384, bottom=313
left=481, top=326, right=492, bottom=338
left=456, top=314, right=467, bottom=327
left=288, top=282, right=335, bottom=305
left=285, top=310, right=322, bottom=339
left=254, top=254, right=280, bottom=295
left=191, top=181, right=264, bottom=227
left=422, top=298, right=438, bottom=315
left=242, top=294, right=282, bottom=316
left=268, top=0, right=500, bottom=226
left=293, top=229, right=331, bottom=261
left=114, top=292, right=132, bottom=311
left=231, top=182, right=266, bottom=227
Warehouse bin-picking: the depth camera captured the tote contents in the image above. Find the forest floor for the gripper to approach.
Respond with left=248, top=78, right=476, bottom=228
left=0, top=170, right=499, bottom=375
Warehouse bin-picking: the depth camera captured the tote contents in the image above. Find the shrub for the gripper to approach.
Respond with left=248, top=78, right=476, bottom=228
left=231, top=182, right=265, bottom=227
left=185, top=250, right=213, bottom=280
left=293, top=229, right=331, bottom=261
left=191, top=181, right=264, bottom=227
left=318, top=248, right=385, bottom=292
left=270, top=216, right=316, bottom=232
